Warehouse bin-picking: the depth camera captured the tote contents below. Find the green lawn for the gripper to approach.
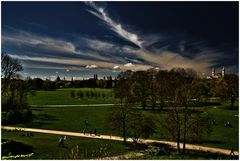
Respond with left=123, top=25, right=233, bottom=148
left=18, top=105, right=118, bottom=136
left=23, top=89, right=240, bottom=151
left=2, top=131, right=233, bottom=160
left=2, top=131, right=130, bottom=159
left=148, top=105, right=239, bottom=150
left=28, top=88, right=114, bottom=105
left=15, top=105, right=238, bottom=151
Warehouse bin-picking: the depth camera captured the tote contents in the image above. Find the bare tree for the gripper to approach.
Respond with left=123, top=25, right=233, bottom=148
left=163, top=68, right=212, bottom=154
left=1, top=53, right=23, bottom=95
left=108, top=70, right=135, bottom=143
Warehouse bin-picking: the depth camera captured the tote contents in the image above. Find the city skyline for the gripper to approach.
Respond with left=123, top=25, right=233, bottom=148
left=2, top=2, right=238, bottom=79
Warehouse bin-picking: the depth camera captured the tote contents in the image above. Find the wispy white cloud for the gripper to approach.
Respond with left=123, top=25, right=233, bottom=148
left=2, top=29, right=77, bottom=54
left=86, top=2, right=144, bottom=48
left=113, top=65, right=121, bottom=70
left=9, top=54, right=153, bottom=72
left=84, top=2, right=222, bottom=74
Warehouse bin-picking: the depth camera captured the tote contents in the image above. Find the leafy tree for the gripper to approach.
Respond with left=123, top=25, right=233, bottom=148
left=70, top=90, right=75, bottom=98
left=155, top=70, right=169, bottom=110
left=76, top=91, right=84, bottom=99
left=128, top=112, right=156, bottom=143
left=191, top=79, right=210, bottom=103
left=132, top=71, right=149, bottom=110
left=43, top=80, right=56, bottom=91
left=147, top=69, right=158, bottom=110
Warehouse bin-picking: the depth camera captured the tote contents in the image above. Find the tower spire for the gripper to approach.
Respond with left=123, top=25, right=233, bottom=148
left=222, top=67, right=225, bottom=78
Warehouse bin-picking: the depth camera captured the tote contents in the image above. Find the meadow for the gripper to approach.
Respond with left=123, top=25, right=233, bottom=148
left=2, top=130, right=129, bottom=159
left=2, top=88, right=239, bottom=159
left=27, top=88, right=114, bottom=105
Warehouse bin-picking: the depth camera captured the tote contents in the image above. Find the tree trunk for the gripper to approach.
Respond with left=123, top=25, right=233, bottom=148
left=123, top=117, right=126, bottom=143
left=121, top=100, right=127, bottom=143
left=183, top=114, right=187, bottom=154
left=142, top=100, right=146, bottom=110
left=177, top=135, right=181, bottom=153
left=152, top=98, right=155, bottom=110
left=231, top=96, right=235, bottom=108
left=160, top=98, right=164, bottom=110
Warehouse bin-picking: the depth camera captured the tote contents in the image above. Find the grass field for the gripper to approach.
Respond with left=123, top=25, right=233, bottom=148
left=2, top=131, right=129, bottom=159
left=19, top=105, right=118, bottom=135
left=24, top=89, right=240, bottom=150
left=2, top=131, right=233, bottom=160
left=3, top=88, right=238, bottom=159
left=149, top=105, right=239, bottom=150
left=28, top=88, right=114, bottom=105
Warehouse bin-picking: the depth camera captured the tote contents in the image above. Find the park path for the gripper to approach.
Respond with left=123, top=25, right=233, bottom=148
left=2, top=126, right=238, bottom=156
left=30, top=104, right=115, bottom=107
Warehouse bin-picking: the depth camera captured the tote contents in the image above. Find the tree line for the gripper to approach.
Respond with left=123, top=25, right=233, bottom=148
left=109, top=68, right=238, bottom=153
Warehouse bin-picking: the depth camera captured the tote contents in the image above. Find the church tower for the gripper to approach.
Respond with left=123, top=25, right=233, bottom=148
left=222, top=67, right=225, bottom=78
left=211, top=67, right=215, bottom=77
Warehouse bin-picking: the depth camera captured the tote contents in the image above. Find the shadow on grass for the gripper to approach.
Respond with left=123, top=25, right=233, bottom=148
left=35, top=113, right=58, bottom=121
left=31, top=108, right=44, bottom=112
left=25, top=113, right=58, bottom=128
left=133, top=142, right=238, bottom=160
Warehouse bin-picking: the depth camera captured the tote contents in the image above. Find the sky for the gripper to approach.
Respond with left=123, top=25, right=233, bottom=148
left=1, top=1, right=239, bottom=80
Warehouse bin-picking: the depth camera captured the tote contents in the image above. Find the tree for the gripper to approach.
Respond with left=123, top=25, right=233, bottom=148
left=215, top=74, right=238, bottom=108
left=1, top=54, right=33, bottom=125
left=147, top=69, right=158, bottom=110
left=56, top=76, right=61, bottom=82
left=27, top=78, right=44, bottom=90
left=155, top=70, right=169, bottom=110
left=1, top=53, right=23, bottom=95
left=128, top=112, right=156, bottom=143
left=190, top=79, right=210, bottom=103
left=109, top=71, right=134, bottom=143
left=163, top=68, right=212, bottom=154
left=43, top=80, right=56, bottom=91
left=132, top=71, right=149, bottom=110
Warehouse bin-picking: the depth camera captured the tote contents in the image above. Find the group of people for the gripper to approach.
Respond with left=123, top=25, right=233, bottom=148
left=83, top=120, right=98, bottom=136
left=225, top=121, right=232, bottom=128
left=212, top=119, right=233, bottom=128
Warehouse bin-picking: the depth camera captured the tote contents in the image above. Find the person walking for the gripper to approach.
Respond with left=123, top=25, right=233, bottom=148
left=94, top=128, right=97, bottom=136
left=58, top=136, right=64, bottom=147
left=230, top=147, right=235, bottom=159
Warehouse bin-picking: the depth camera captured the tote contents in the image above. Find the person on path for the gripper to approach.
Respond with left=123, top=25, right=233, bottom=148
left=94, top=129, right=97, bottom=136
left=58, top=136, right=64, bottom=147
left=84, top=120, right=89, bottom=126
left=230, top=147, right=235, bottom=159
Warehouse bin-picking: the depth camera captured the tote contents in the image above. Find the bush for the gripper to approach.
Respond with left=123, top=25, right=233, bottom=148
left=2, top=109, right=33, bottom=125
left=1, top=139, right=34, bottom=159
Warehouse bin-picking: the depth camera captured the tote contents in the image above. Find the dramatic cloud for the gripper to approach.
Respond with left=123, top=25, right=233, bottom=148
left=86, top=2, right=144, bottom=48
left=2, top=2, right=237, bottom=79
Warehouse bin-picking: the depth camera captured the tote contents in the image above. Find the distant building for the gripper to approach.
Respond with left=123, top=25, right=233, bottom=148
left=207, top=67, right=225, bottom=79
left=222, top=67, right=225, bottom=78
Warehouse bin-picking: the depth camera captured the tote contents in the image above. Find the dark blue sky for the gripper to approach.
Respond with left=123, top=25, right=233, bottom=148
left=2, top=1, right=238, bottom=80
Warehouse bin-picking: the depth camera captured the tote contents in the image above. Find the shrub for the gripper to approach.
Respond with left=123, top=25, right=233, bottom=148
left=2, top=109, right=33, bottom=125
